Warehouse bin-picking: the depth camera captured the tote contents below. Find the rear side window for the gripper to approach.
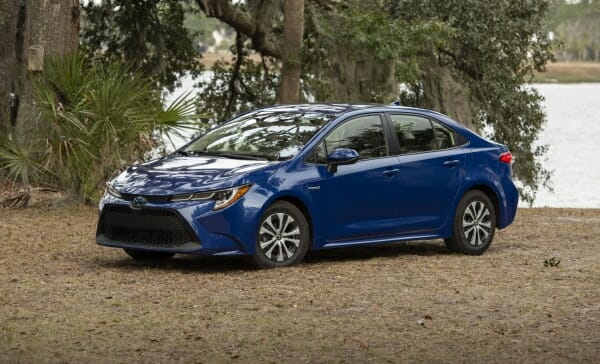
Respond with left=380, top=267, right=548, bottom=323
left=390, top=114, right=468, bottom=154
left=389, top=115, right=435, bottom=154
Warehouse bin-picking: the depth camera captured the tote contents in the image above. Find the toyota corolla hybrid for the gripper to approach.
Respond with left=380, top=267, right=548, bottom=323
left=96, top=104, right=518, bottom=268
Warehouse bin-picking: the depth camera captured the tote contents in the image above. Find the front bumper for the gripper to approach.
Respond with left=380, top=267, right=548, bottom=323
left=96, top=205, right=202, bottom=253
left=96, top=198, right=255, bottom=256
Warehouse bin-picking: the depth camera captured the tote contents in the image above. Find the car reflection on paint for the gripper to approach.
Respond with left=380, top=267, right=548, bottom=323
left=96, top=104, right=518, bottom=268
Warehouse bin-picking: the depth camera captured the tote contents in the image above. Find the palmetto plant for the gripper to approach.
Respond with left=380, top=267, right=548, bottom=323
left=0, top=126, right=44, bottom=186
left=0, top=52, right=200, bottom=202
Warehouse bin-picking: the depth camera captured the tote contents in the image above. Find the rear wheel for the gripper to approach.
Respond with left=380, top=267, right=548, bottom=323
left=445, top=190, right=496, bottom=255
left=124, top=249, right=175, bottom=261
left=251, top=201, right=310, bottom=268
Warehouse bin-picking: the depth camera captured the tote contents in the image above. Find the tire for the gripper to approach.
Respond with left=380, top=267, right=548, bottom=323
left=445, top=190, right=496, bottom=255
left=250, top=201, right=310, bottom=268
left=124, top=249, right=175, bottom=261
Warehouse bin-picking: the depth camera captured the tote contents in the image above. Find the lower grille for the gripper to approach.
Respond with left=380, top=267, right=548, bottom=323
left=97, top=205, right=199, bottom=248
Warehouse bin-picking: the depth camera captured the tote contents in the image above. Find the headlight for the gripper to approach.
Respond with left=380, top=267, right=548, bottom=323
left=106, top=182, right=122, bottom=199
left=212, top=185, right=251, bottom=210
left=170, top=185, right=251, bottom=210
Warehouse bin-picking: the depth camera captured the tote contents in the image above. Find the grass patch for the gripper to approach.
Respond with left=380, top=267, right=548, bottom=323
left=534, top=62, right=600, bottom=83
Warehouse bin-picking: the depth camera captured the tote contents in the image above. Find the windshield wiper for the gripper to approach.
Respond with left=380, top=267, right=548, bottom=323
left=174, top=150, right=212, bottom=157
left=207, top=151, right=270, bottom=161
left=176, top=149, right=271, bottom=161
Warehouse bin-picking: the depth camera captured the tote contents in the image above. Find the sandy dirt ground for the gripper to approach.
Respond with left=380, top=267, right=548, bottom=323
left=1, top=206, right=599, bottom=363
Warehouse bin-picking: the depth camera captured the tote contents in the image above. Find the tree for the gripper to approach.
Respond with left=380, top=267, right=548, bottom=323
left=196, top=0, right=555, bottom=203
left=279, top=0, right=304, bottom=103
left=79, top=0, right=555, bottom=203
left=195, top=0, right=304, bottom=103
left=195, top=0, right=282, bottom=58
left=81, top=0, right=203, bottom=91
left=196, top=41, right=279, bottom=122
left=392, top=0, right=555, bottom=202
left=0, top=0, right=79, bottom=133
left=547, top=0, right=600, bottom=62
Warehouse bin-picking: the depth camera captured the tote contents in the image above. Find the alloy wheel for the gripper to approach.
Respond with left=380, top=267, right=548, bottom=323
left=462, top=201, right=492, bottom=246
left=258, top=212, right=301, bottom=262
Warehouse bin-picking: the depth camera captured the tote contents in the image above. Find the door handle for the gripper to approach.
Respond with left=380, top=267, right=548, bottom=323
left=443, top=160, right=459, bottom=168
left=382, top=168, right=400, bottom=176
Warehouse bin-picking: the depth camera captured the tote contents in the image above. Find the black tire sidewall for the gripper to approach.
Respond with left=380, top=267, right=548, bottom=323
left=452, top=190, right=496, bottom=255
left=252, top=201, right=310, bottom=268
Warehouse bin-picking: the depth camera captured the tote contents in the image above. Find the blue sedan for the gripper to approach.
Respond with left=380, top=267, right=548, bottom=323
left=96, top=104, right=518, bottom=268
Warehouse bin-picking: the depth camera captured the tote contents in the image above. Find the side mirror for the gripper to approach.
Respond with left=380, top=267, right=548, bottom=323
left=327, top=148, right=359, bottom=173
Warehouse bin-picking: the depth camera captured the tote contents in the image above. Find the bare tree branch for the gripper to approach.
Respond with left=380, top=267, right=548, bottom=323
left=195, top=0, right=281, bottom=58
left=225, top=32, right=244, bottom=117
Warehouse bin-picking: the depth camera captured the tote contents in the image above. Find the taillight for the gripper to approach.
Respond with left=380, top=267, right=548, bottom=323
left=499, top=151, right=513, bottom=164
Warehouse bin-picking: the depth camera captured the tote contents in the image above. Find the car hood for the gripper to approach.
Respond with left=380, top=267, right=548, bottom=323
left=112, top=155, right=276, bottom=195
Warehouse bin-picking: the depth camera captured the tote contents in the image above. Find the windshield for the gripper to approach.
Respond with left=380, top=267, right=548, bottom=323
left=182, top=108, right=335, bottom=160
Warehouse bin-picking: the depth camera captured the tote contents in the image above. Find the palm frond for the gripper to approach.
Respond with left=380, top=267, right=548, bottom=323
left=0, top=129, right=43, bottom=186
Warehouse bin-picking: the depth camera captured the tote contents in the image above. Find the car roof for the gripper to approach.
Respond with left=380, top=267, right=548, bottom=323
left=250, top=103, right=471, bottom=135
left=261, top=103, right=444, bottom=117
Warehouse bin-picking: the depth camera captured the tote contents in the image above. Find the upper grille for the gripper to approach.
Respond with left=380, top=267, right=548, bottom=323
left=119, top=193, right=170, bottom=203
left=97, top=205, right=199, bottom=248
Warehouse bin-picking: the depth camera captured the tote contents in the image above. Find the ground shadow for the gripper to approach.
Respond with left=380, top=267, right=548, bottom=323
left=95, top=254, right=251, bottom=274
left=93, top=239, right=453, bottom=274
left=303, top=240, right=451, bottom=265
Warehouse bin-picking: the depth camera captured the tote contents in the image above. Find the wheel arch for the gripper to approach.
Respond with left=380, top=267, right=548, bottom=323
left=465, top=184, right=501, bottom=226
left=268, top=195, right=314, bottom=249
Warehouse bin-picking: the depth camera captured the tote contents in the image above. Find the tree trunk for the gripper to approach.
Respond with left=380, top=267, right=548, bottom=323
left=420, top=55, right=477, bottom=132
left=0, top=0, right=79, bottom=135
left=0, top=1, right=21, bottom=131
left=324, top=45, right=397, bottom=103
left=279, top=0, right=304, bottom=103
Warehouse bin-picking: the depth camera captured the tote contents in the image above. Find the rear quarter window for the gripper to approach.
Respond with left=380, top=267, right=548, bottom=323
left=432, top=121, right=468, bottom=149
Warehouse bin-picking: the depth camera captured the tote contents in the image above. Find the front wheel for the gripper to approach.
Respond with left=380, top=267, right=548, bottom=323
left=445, top=190, right=496, bottom=255
left=124, top=249, right=175, bottom=261
left=250, top=201, right=310, bottom=268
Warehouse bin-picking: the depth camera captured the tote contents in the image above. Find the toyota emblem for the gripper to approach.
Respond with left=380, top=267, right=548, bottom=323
left=131, top=196, right=147, bottom=209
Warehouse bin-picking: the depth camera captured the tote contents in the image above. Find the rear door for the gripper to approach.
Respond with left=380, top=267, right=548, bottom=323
left=386, top=114, right=466, bottom=232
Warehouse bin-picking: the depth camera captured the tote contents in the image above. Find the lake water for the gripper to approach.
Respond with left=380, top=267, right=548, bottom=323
left=532, top=83, right=600, bottom=208
left=168, top=78, right=600, bottom=208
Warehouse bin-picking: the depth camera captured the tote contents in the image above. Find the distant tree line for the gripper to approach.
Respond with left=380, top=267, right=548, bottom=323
left=548, top=0, right=600, bottom=62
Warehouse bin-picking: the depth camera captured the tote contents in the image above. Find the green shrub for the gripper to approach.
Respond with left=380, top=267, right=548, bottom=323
left=0, top=52, right=199, bottom=202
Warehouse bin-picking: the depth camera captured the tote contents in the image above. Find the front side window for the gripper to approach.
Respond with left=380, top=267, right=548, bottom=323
left=184, top=109, right=335, bottom=160
left=324, top=115, right=388, bottom=159
left=389, top=114, right=436, bottom=154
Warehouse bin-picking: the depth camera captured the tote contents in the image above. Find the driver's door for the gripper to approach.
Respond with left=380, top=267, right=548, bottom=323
left=312, top=114, right=403, bottom=243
